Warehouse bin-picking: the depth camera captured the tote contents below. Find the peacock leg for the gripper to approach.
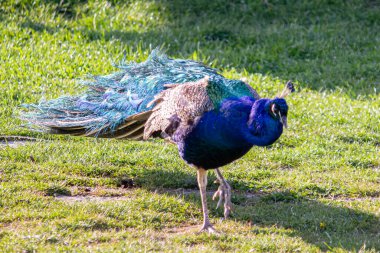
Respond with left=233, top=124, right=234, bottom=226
left=197, top=168, right=217, bottom=233
left=213, top=168, right=232, bottom=219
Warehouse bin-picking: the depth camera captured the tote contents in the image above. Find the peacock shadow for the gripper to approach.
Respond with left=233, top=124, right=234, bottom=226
left=181, top=189, right=378, bottom=252
left=119, top=168, right=379, bottom=252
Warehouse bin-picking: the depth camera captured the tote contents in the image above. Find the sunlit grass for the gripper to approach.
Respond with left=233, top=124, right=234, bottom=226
left=0, top=0, right=379, bottom=252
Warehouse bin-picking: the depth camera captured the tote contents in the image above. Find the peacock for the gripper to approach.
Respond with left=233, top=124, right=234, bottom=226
left=21, top=50, right=294, bottom=233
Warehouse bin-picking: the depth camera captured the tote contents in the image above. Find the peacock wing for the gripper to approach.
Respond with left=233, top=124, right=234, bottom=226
left=143, top=75, right=260, bottom=141
left=144, top=76, right=214, bottom=140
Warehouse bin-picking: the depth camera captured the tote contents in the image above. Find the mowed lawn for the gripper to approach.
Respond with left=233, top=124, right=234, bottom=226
left=0, top=0, right=379, bottom=252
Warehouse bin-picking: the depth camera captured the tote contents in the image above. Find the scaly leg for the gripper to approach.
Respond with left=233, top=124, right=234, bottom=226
left=213, top=168, right=232, bottom=219
left=197, top=168, right=217, bottom=233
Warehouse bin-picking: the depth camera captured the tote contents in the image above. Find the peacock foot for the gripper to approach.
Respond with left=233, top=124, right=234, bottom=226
left=199, top=222, right=218, bottom=234
left=212, top=179, right=232, bottom=219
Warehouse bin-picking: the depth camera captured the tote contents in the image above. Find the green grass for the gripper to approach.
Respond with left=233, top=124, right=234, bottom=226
left=0, top=0, right=379, bottom=252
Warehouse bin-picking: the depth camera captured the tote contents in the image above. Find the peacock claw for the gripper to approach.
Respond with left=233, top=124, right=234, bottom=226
left=199, top=223, right=219, bottom=234
left=212, top=185, right=224, bottom=209
left=213, top=179, right=233, bottom=219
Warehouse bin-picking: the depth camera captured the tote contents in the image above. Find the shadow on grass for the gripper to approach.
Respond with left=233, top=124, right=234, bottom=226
left=16, top=0, right=380, bottom=96
left=21, top=18, right=57, bottom=34
left=183, top=189, right=379, bottom=251
left=111, top=167, right=379, bottom=251
left=240, top=192, right=379, bottom=251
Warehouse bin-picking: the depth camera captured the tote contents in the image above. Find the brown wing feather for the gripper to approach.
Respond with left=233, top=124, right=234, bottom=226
left=143, top=76, right=214, bottom=141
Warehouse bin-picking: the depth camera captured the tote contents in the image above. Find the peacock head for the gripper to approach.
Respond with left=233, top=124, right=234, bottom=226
left=270, top=81, right=295, bottom=128
left=268, top=98, right=289, bottom=128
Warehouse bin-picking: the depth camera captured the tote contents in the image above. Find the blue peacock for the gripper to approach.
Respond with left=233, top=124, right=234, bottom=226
left=21, top=50, right=295, bottom=233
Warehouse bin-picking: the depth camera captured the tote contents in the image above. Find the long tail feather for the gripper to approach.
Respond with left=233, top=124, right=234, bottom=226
left=19, top=49, right=215, bottom=138
left=20, top=49, right=259, bottom=140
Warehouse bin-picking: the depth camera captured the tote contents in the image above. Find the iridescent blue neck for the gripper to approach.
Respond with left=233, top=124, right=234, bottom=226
left=177, top=97, right=284, bottom=169
left=243, top=99, right=283, bottom=146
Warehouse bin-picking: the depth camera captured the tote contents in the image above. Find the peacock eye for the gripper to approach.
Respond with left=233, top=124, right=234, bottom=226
left=270, top=103, right=279, bottom=116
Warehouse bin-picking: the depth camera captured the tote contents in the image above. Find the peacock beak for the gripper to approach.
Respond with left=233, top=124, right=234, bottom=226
left=280, top=114, right=288, bottom=128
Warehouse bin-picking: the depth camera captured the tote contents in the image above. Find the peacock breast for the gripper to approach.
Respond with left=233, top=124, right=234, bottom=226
left=180, top=142, right=252, bottom=169
left=176, top=100, right=254, bottom=169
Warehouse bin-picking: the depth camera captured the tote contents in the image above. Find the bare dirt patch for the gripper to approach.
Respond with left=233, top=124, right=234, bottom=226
left=54, top=186, right=134, bottom=203
left=327, top=196, right=380, bottom=202
left=164, top=225, right=200, bottom=234
left=0, top=136, right=39, bottom=148
left=55, top=195, right=129, bottom=203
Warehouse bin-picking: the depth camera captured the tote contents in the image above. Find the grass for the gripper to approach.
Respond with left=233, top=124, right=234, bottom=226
left=0, top=0, right=379, bottom=252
